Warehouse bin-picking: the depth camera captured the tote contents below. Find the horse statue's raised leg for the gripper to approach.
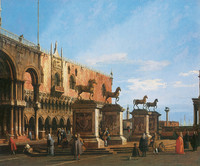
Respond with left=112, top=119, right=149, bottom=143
left=115, top=97, right=119, bottom=104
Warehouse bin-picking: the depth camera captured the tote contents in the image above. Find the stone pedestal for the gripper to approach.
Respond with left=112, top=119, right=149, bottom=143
left=131, top=109, right=150, bottom=141
left=149, top=111, right=161, bottom=135
left=101, top=104, right=127, bottom=145
left=72, top=100, right=104, bottom=149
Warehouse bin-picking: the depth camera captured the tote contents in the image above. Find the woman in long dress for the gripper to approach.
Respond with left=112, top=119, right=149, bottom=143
left=176, top=132, right=184, bottom=154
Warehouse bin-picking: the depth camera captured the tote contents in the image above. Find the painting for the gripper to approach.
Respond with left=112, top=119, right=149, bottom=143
left=0, top=0, right=199, bottom=165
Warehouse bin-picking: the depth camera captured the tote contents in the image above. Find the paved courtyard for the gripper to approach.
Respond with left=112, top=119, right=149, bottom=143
left=0, top=148, right=199, bottom=166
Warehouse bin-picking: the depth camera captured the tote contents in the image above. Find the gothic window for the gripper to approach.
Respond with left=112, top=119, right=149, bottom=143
left=102, top=84, right=106, bottom=96
left=75, top=69, right=78, bottom=76
left=54, top=73, right=60, bottom=86
left=68, top=66, right=70, bottom=74
left=69, top=75, right=76, bottom=89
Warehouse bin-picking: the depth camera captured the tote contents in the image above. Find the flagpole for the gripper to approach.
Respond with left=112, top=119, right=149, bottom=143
left=0, top=0, right=2, bottom=27
left=37, top=0, right=40, bottom=47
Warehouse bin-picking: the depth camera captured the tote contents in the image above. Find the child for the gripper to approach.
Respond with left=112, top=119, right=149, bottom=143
left=132, top=143, right=140, bottom=159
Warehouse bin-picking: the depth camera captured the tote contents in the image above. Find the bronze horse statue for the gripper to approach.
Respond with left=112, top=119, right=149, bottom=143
left=75, top=79, right=97, bottom=100
left=133, top=95, right=148, bottom=109
left=146, top=99, right=158, bottom=111
left=103, top=87, right=121, bottom=103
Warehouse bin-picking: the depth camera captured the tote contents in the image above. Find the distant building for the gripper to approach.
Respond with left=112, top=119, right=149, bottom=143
left=159, top=120, right=179, bottom=127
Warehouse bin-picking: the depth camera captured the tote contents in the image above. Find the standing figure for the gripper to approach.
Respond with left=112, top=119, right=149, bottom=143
left=57, top=129, right=61, bottom=145
left=73, top=134, right=83, bottom=160
left=191, top=131, right=198, bottom=151
left=197, top=129, right=200, bottom=146
left=49, top=137, right=55, bottom=156
left=132, top=143, right=140, bottom=159
left=103, top=128, right=111, bottom=147
left=139, top=133, right=148, bottom=157
left=47, top=133, right=51, bottom=154
left=183, top=131, right=190, bottom=149
left=9, top=137, right=17, bottom=155
left=61, top=128, right=65, bottom=142
left=176, top=132, right=184, bottom=154
left=28, top=131, right=32, bottom=141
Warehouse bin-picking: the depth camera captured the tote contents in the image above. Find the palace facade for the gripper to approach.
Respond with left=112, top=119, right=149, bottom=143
left=0, top=28, right=112, bottom=140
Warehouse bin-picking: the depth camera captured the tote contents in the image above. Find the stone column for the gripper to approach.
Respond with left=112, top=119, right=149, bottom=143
left=15, top=107, right=18, bottom=136
left=18, top=108, right=22, bottom=136
left=146, top=114, right=149, bottom=135
left=22, top=81, right=24, bottom=100
left=10, top=80, right=14, bottom=101
left=194, top=104, right=197, bottom=125
left=165, top=107, right=170, bottom=126
left=10, top=107, right=14, bottom=136
left=35, top=108, right=39, bottom=140
left=22, top=108, right=25, bottom=135
left=15, top=81, right=18, bottom=100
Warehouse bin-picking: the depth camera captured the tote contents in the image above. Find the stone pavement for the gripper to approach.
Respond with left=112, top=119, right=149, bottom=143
left=0, top=147, right=199, bottom=166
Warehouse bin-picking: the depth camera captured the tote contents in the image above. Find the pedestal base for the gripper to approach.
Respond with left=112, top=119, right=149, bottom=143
left=83, top=137, right=104, bottom=149
left=108, top=136, right=127, bottom=145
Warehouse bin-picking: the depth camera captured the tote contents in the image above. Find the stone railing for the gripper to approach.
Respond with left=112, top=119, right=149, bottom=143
left=0, top=27, right=49, bottom=54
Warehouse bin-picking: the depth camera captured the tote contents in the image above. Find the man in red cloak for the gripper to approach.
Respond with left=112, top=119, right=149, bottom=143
left=9, top=137, right=17, bottom=155
left=176, top=132, right=184, bottom=154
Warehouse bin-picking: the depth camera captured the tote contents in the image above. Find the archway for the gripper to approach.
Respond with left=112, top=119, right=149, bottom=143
left=66, top=118, right=71, bottom=134
left=0, top=50, right=16, bottom=136
left=29, top=117, right=35, bottom=133
left=25, top=68, right=39, bottom=102
left=52, top=118, right=57, bottom=135
left=45, top=117, right=51, bottom=135
left=24, top=116, right=28, bottom=135
left=38, top=117, right=44, bottom=131
left=60, top=118, right=64, bottom=129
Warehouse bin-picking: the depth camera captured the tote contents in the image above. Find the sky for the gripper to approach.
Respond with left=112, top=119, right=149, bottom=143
left=2, top=0, right=200, bottom=125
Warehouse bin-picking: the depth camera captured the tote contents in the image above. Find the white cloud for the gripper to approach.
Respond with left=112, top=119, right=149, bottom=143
left=173, top=81, right=197, bottom=88
left=127, top=78, right=166, bottom=91
left=85, top=53, right=127, bottom=65
left=138, top=60, right=170, bottom=71
left=179, top=70, right=199, bottom=77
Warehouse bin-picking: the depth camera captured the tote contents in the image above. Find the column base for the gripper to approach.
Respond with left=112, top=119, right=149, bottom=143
left=108, top=136, right=127, bottom=145
left=83, top=137, right=104, bottom=149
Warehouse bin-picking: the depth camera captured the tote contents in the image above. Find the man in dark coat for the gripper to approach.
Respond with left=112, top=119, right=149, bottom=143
left=197, top=129, right=200, bottom=146
left=139, top=133, right=148, bottom=157
left=132, top=143, right=140, bottom=158
left=191, top=131, right=198, bottom=151
left=183, top=131, right=190, bottom=149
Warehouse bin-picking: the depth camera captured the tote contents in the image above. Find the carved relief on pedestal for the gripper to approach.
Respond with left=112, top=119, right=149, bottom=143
left=75, top=112, right=92, bottom=132
left=103, top=114, right=117, bottom=134
left=133, top=117, right=144, bottom=132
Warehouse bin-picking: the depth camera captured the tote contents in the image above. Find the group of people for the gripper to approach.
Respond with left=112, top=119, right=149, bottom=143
left=176, top=130, right=200, bottom=154
left=57, top=128, right=67, bottom=145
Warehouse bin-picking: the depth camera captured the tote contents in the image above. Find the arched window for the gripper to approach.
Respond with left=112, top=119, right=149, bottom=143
left=75, top=69, right=78, bottom=76
left=68, top=66, right=70, bottom=74
left=69, top=75, right=76, bottom=89
left=102, top=84, right=106, bottom=96
left=54, top=73, right=60, bottom=86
